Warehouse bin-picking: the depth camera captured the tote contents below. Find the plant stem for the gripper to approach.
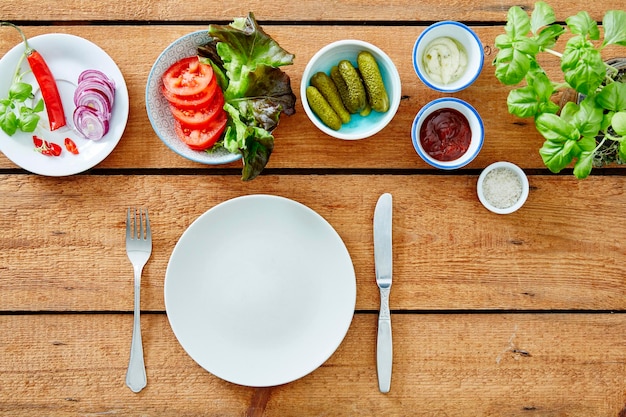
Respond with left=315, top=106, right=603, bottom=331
left=543, top=48, right=563, bottom=58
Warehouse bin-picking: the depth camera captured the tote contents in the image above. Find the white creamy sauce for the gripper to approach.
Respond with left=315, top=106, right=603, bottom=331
left=482, top=167, right=522, bottom=209
left=422, top=37, right=468, bottom=85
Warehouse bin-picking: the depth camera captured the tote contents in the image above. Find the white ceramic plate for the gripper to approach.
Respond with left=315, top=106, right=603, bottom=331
left=0, top=33, right=129, bottom=176
left=165, top=194, right=356, bottom=387
left=145, top=30, right=241, bottom=165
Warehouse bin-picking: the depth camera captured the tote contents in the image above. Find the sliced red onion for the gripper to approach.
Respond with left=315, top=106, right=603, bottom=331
left=74, top=79, right=115, bottom=109
left=78, top=69, right=116, bottom=90
left=73, top=105, right=109, bottom=141
left=74, top=88, right=112, bottom=120
left=73, top=69, right=116, bottom=140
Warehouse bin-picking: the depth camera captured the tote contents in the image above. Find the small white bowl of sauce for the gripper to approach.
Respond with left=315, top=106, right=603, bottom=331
left=411, top=97, right=484, bottom=169
left=412, top=21, right=484, bottom=93
left=477, top=161, right=529, bottom=214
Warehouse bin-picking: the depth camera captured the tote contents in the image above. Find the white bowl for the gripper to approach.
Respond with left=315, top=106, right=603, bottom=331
left=411, top=97, right=483, bottom=169
left=412, top=21, right=484, bottom=93
left=301, top=40, right=401, bottom=140
left=146, top=30, right=241, bottom=165
left=477, top=161, right=529, bottom=214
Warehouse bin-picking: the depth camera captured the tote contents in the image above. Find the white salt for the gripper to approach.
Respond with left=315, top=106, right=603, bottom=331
left=482, top=167, right=522, bottom=209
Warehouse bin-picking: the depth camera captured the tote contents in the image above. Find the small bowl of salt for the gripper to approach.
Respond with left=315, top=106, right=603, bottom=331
left=477, top=161, right=529, bottom=214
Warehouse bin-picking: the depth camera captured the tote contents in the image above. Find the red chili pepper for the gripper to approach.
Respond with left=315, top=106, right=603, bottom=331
left=1, top=22, right=66, bottom=131
left=33, top=135, right=62, bottom=157
left=64, top=137, right=79, bottom=155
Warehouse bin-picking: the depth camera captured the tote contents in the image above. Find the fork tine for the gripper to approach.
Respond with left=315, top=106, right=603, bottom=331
left=144, top=209, right=151, bottom=241
left=126, top=208, right=131, bottom=239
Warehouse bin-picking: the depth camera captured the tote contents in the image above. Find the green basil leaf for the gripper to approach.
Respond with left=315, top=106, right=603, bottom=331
left=566, top=11, right=599, bottom=39
left=573, top=136, right=597, bottom=178
left=513, top=38, right=539, bottom=55
left=602, top=10, right=626, bottom=47
left=535, top=24, right=565, bottom=50
left=32, top=98, right=44, bottom=113
left=494, top=48, right=531, bottom=85
left=539, top=138, right=575, bottom=173
left=559, top=101, right=579, bottom=123
left=526, top=68, right=554, bottom=102
left=18, top=112, right=39, bottom=132
left=9, top=82, right=33, bottom=102
left=596, top=82, right=626, bottom=112
left=530, top=1, right=556, bottom=34
left=505, top=6, right=531, bottom=38
left=562, top=41, right=604, bottom=96
left=507, top=86, right=540, bottom=118
left=612, top=111, right=626, bottom=136
left=573, top=96, right=604, bottom=137
left=494, top=33, right=513, bottom=49
left=536, top=112, right=580, bottom=142
left=0, top=110, right=18, bottom=136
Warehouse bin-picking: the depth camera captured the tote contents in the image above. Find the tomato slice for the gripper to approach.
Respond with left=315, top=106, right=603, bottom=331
left=161, top=75, right=217, bottom=110
left=162, top=56, right=214, bottom=97
left=169, top=91, right=225, bottom=130
left=175, top=112, right=228, bottom=151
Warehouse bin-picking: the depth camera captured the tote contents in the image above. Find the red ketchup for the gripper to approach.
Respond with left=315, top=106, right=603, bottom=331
left=419, top=108, right=471, bottom=161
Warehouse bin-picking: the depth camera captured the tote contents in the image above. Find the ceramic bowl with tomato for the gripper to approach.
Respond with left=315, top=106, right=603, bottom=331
left=146, top=30, right=240, bottom=165
left=411, top=97, right=483, bottom=169
left=300, top=40, right=401, bottom=140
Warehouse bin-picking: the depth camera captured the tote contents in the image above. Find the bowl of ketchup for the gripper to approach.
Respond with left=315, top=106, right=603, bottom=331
left=411, top=97, right=483, bottom=169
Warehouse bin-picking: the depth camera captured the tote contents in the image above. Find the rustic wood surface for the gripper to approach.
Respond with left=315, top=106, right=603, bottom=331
left=1, top=1, right=625, bottom=416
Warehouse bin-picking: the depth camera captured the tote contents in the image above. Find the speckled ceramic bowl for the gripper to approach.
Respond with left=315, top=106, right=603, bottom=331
left=145, top=30, right=241, bottom=165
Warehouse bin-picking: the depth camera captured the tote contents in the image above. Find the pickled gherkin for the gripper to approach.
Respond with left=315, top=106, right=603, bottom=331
left=337, top=60, right=367, bottom=114
left=306, top=86, right=342, bottom=130
left=357, top=51, right=390, bottom=113
left=310, top=72, right=351, bottom=124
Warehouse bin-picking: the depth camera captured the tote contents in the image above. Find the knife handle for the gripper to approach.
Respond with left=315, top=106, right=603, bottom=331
left=377, top=287, right=392, bottom=393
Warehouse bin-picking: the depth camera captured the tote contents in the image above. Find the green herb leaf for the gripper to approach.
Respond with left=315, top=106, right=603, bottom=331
left=573, top=96, right=604, bottom=137
left=573, top=136, right=597, bottom=178
left=536, top=112, right=580, bottom=143
left=494, top=47, right=532, bottom=85
left=566, top=11, right=599, bottom=39
left=530, top=1, right=556, bottom=34
left=596, top=81, right=626, bottom=112
left=602, top=10, right=626, bottom=47
left=9, top=82, right=33, bottom=102
left=562, top=37, right=604, bottom=95
left=505, top=6, right=531, bottom=38
left=535, top=24, right=565, bottom=50
left=205, top=12, right=295, bottom=180
left=612, top=111, right=626, bottom=136
left=0, top=107, right=18, bottom=136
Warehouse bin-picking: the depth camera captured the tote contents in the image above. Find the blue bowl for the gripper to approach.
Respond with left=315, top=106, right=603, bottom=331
left=411, top=97, right=484, bottom=169
left=413, top=21, right=484, bottom=93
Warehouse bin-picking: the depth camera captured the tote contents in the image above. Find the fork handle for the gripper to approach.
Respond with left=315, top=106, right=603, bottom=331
left=126, top=270, right=146, bottom=393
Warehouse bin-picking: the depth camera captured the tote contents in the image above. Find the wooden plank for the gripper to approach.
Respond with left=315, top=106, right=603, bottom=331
left=0, top=174, right=624, bottom=312
left=0, top=313, right=623, bottom=416
left=0, top=0, right=617, bottom=23
left=0, top=25, right=623, bottom=172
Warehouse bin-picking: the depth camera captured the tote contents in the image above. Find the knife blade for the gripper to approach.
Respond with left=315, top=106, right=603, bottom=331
left=374, top=192, right=392, bottom=393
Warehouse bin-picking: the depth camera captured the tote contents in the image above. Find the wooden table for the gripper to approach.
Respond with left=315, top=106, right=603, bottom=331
left=1, top=1, right=625, bottom=416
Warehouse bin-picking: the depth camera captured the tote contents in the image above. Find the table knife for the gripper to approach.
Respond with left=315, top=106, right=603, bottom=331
left=374, top=192, right=392, bottom=393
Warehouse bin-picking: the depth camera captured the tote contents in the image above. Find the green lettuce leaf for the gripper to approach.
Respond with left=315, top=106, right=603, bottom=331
left=200, top=12, right=296, bottom=180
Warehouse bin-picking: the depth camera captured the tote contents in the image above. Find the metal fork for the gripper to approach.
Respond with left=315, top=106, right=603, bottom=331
left=125, top=208, right=152, bottom=393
